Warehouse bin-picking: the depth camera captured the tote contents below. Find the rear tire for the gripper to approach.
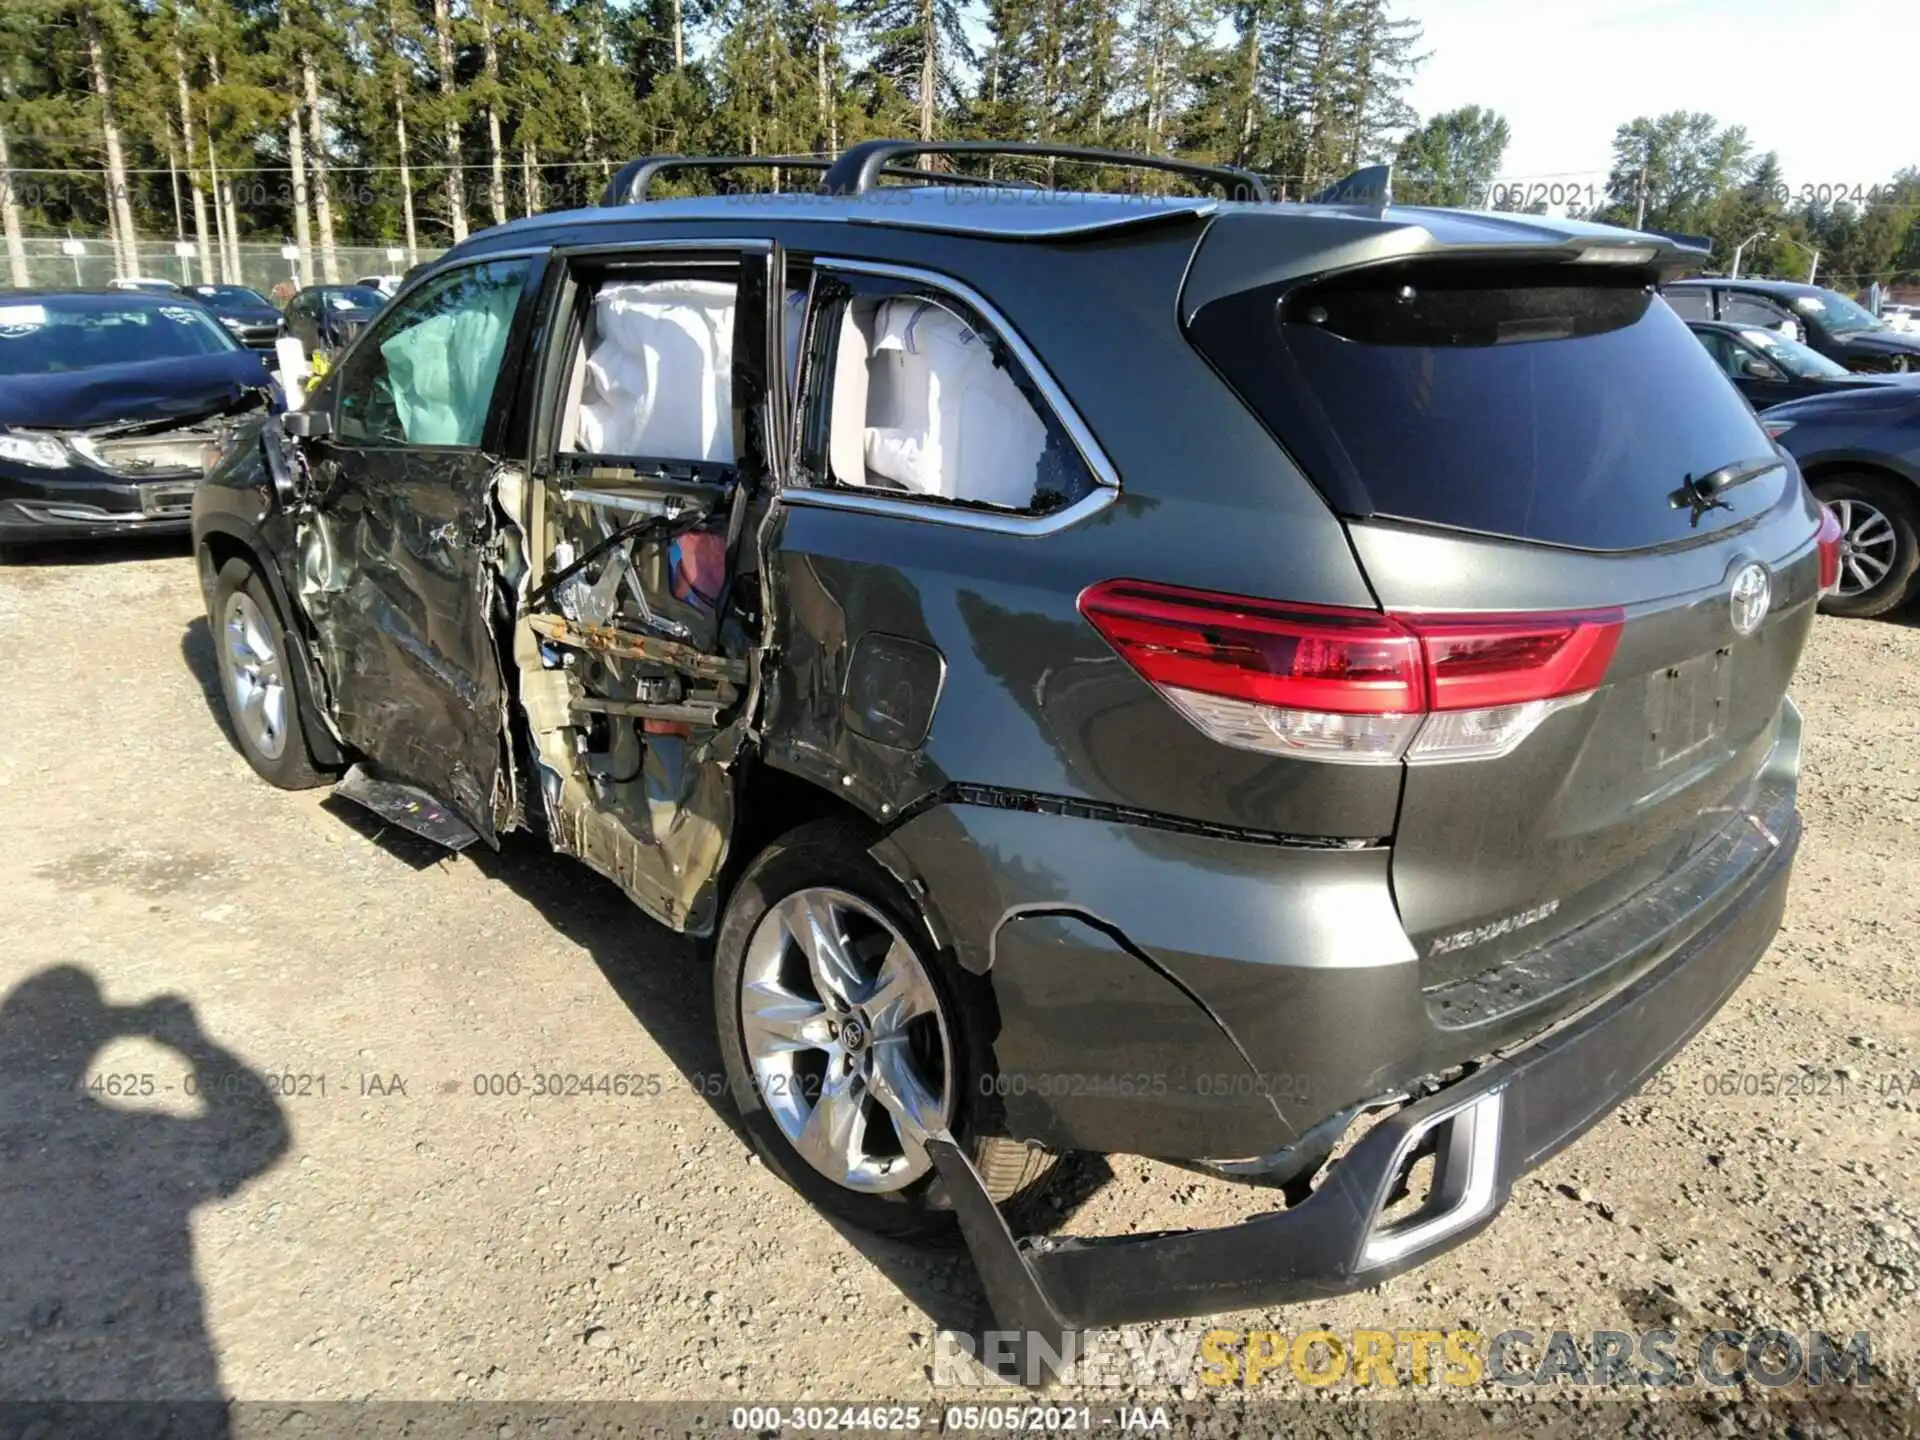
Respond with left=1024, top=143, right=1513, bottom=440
left=210, top=557, right=332, bottom=790
left=712, top=818, right=1053, bottom=1241
left=1812, top=474, right=1920, bottom=618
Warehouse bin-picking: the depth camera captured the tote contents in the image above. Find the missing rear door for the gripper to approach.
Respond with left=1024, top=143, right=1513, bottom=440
left=514, top=242, right=788, bottom=932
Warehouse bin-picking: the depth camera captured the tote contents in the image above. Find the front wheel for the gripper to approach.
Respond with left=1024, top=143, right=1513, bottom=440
left=712, top=819, right=1052, bottom=1240
left=1813, top=474, right=1920, bottom=618
left=210, top=556, right=332, bottom=789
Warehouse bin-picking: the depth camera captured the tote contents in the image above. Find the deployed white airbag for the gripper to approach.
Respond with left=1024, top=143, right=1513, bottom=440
left=828, top=304, right=872, bottom=485
left=575, top=279, right=735, bottom=462
left=862, top=298, right=1047, bottom=509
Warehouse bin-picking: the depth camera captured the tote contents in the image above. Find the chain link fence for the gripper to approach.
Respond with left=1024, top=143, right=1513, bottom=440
left=6, top=236, right=447, bottom=295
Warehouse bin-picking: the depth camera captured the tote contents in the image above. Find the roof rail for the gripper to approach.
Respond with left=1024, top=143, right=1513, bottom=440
left=819, top=140, right=1271, bottom=203
left=1306, top=163, right=1391, bottom=218
left=597, top=154, right=1035, bottom=206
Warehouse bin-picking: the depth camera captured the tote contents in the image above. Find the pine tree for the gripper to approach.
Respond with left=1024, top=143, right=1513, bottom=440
left=1117, top=0, right=1212, bottom=161
left=79, top=0, right=144, bottom=272
left=850, top=0, right=971, bottom=142
left=427, top=0, right=468, bottom=240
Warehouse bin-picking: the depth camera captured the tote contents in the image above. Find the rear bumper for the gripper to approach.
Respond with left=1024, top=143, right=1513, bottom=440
left=880, top=701, right=1802, bottom=1168
left=934, top=798, right=1797, bottom=1334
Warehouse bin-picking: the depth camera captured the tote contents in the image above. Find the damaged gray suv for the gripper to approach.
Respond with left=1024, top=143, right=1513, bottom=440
left=193, top=140, right=1836, bottom=1346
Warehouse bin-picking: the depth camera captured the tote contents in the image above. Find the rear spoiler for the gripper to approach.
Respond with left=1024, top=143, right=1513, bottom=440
left=1643, top=228, right=1714, bottom=257
left=1182, top=208, right=1716, bottom=323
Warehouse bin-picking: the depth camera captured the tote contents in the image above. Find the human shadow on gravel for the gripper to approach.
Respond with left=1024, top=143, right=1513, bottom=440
left=0, top=965, right=290, bottom=1431
left=334, top=812, right=1108, bottom=1339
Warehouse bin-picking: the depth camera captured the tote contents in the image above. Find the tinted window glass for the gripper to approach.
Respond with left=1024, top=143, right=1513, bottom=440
left=1690, top=328, right=1738, bottom=375
left=335, top=260, right=529, bottom=446
left=1189, top=266, right=1782, bottom=551
left=1721, top=292, right=1793, bottom=328
left=1661, top=287, right=1712, bottom=320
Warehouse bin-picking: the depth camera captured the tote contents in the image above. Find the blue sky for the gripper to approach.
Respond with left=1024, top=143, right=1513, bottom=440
left=1394, top=0, right=1913, bottom=190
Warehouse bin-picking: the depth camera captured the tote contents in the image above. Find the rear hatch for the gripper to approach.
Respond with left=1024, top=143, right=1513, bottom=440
left=1184, top=244, right=1819, bottom=994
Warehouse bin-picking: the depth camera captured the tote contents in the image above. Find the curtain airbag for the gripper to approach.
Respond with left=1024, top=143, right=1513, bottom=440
left=576, top=279, right=736, bottom=462
left=862, top=299, right=1046, bottom=508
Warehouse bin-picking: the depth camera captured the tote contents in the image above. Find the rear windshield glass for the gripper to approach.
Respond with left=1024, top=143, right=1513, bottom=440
left=1190, top=266, right=1784, bottom=551
left=321, top=286, right=385, bottom=311
left=193, top=285, right=273, bottom=307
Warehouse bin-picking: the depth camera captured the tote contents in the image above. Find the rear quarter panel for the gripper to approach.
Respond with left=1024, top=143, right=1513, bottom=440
left=725, top=218, right=1400, bottom=839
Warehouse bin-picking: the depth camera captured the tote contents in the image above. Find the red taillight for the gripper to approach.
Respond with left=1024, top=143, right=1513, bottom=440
left=1076, top=581, right=1423, bottom=715
left=1403, top=610, right=1623, bottom=711
left=1078, top=579, right=1624, bottom=764
left=1816, top=504, right=1843, bottom=595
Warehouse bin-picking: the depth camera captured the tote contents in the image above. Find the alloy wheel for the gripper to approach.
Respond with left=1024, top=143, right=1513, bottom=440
left=739, top=887, right=954, bottom=1194
left=1830, top=496, right=1898, bottom=600
left=223, top=589, right=289, bottom=761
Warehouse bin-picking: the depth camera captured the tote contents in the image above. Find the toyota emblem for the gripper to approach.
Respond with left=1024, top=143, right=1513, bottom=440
left=1730, top=562, right=1771, bottom=636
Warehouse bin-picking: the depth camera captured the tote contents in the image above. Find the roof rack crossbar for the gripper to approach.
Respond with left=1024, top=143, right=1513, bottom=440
left=819, top=140, right=1271, bottom=203
left=598, top=154, right=1034, bottom=206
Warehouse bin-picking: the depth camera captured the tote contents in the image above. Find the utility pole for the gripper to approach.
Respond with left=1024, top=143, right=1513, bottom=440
left=1730, top=230, right=1771, bottom=280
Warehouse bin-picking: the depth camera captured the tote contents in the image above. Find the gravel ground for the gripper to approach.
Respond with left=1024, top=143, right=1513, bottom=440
left=1, top=538, right=1917, bottom=1433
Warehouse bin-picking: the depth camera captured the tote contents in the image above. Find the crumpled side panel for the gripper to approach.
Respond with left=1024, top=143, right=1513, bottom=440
left=295, top=446, right=508, bottom=839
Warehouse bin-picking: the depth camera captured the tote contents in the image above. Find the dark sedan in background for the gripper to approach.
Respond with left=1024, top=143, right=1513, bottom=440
left=1665, top=278, right=1920, bottom=373
left=282, top=284, right=384, bottom=359
left=1687, top=319, right=1918, bottom=409
left=0, top=291, right=278, bottom=544
left=188, top=284, right=285, bottom=349
left=1763, top=386, right=1920, bottom=617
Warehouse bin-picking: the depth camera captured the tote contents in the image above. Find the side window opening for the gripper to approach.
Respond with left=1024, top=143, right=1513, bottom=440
left=514, top=250, right=799, bottom=930
left=1694, top=330, right=1739, bottom=377
left=333, top=259, right=529, bottom=447
left=1720, top=293, right=1793, bottom=330
left=798, top=274, right=1096, bottom=516
left=1660, top=287, right=1711, bottom=322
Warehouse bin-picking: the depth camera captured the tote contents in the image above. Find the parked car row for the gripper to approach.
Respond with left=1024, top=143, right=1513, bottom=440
left=0, top=267, right=424, bottom=545
left=1664, top=277, right=1920, bottom=373
left=1662, top=278, right=1920, bottom=620
left=101, top=272, right=404, bottom=358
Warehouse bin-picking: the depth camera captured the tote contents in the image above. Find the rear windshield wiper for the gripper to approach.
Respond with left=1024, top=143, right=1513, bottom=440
left=1670, top=456, right=1783, bottom=525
